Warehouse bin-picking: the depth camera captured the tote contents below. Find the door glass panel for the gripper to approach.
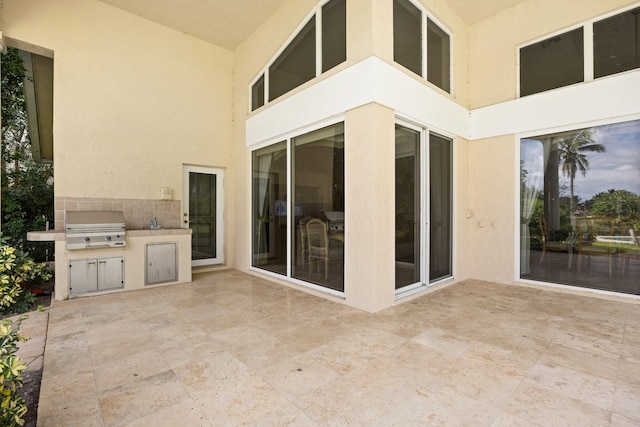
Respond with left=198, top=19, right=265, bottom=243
left=393, top=0, right=422, bottom=76
left=252, top=141, right=288, bottom=275
left=429, top=132, right=452, bottom=282
left=395, top=125, right=421, bottom=289
left=520, top=119, right=640, bottom=295
left=292, top=123, right=345, bottom=292
left=189, top=172, right=217, bottom=260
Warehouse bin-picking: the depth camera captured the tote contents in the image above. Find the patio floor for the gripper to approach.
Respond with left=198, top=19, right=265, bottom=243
left=37, top=270, right=640, bottom=426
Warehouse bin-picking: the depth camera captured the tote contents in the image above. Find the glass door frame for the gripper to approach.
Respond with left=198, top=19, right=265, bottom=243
left=395, top=117, right=455, bottom=298
left=248, top=119, right=346, bottom=298
left=395, top=119, right=428, bottom=296
left=182, top=165, right=225, bottom=266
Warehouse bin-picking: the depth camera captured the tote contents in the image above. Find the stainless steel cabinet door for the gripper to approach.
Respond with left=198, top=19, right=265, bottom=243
left=146, top=243, right=177, bottom=285
left=69, top=259, right=98, bottom=295
left=97, top=257, right=124, bottom=290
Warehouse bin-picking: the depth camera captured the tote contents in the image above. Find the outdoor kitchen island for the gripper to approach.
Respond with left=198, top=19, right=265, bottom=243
left=28, top=228, right=192, bottom=300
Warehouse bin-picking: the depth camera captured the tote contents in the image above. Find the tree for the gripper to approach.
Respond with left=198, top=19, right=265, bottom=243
left=1, top=48, right=54, bottom=262
left=556, top=129, right=605, bottom=218
left=586, top=189, right=640, bottom=217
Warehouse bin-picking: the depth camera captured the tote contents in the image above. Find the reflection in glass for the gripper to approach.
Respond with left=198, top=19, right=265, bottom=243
left=395, top=125, right=421, bottom=289
left=520, top=119, right=640, bottom=294
left=252, top=142, right=288, bottom=275
left=292, top=123, right=345, bottom=291
left=520, top=28, right=584, bottom=96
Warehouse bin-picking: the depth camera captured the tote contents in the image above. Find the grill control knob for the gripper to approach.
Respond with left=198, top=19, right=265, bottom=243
left=105, top=236, right=112, bottom=241
left=83, top=237, right=90, bottom=242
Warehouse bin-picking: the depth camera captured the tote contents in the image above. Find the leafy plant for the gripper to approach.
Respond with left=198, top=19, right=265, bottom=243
left=0, top=318, right=28, bottom=426
left=1, top=47, right=54, bottom=263
left=0, top=237, right=38, bottom=316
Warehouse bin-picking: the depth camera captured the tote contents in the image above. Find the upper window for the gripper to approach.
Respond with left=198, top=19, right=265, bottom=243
left=393, top=0, right=422, bottom=76
left=393, top=0, right=452, bottom=93
left=594, top=6, right=640, bottom=79
left=519, top=5, right=640, bottom=97
left=427, top=18, right=451, bottom=93
left=250, top=0, right=347, bottom=111
left=322, top=0, right=347, bottom=73
left=269, top=17, right=316, bottom=101
left=520, top=28, right=584, bottom=97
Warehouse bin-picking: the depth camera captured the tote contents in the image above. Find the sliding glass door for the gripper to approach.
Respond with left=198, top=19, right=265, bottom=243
left=252, top=142, right=287, bottom=275
left=395, top=122, right=452, bottom=292
left=395, top=125, right=421, bottom=288
left=251, top=122, right=345, bottom=293
left=519, top=119, right=640, bottom=295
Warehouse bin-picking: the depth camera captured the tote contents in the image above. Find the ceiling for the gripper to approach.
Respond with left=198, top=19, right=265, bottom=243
left=98, top=0, right=528, bottom=51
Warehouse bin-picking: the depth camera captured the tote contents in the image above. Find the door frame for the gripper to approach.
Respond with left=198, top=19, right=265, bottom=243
left=395, top=119, right=428, bottom=295
left=394, top=117, right=455, bottom=297
left=182, top=165, right=225, bottom=266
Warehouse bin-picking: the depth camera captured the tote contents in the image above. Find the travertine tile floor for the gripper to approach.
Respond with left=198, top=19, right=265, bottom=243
left=37, top=270, right=640, bottom=426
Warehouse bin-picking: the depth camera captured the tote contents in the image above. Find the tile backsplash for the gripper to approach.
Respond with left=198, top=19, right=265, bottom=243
left=55, top=197, right=182, bottom=230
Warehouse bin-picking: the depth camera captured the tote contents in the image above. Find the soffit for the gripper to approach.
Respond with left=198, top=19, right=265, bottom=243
left=98, top=0, right=529, bottom=50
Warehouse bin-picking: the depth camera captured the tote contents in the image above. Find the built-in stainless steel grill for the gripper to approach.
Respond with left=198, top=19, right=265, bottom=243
left=65, top=211, right=126, bottom=250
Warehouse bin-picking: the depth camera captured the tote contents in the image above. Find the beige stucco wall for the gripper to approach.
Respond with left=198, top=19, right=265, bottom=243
left=1, top=0, right=234, bottom=203
left=344, top=103, right=396, bottom=312
left=466, top=135, right=517, bottom=284
left=468, top=0, right=638, bottom=109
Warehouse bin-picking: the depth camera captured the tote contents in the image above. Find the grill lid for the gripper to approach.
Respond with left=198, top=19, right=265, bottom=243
left=65, top=211, right=126, bottom=233
left=65, top=211, right=126, bottom=250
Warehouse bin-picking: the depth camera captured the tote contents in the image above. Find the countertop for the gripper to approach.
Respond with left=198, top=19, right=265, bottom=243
left=27, top=228, right=191, bottom=242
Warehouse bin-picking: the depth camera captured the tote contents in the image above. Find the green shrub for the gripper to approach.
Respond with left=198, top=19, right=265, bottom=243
left=0, top=238, right=39, bottom=316
left=0, top=318, right=28, bottom=426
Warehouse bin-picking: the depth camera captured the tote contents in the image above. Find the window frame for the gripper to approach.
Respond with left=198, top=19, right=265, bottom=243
left=392, top=0, right=454, bottom=95
left=394, top=115, right=456, bottom=300
left=248, top=0, right=347, bottom=112
left=517, top=2, right=640, bottom=98
left=515, top=113, right=640, bottom=295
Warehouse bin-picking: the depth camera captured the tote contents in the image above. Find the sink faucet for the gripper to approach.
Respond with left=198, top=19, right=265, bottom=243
left=150, top=217, right=160, bottom=229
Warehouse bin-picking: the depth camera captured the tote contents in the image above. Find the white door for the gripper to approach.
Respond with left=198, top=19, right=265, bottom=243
left=182, top=166, right=224, bottom=266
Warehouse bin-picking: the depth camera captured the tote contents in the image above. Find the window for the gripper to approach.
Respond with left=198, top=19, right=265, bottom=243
left=427, top=18, right=451, bottom=93
left=594, top=7, right=640, bottom=79
left=252, top=123, right=345, bottom=293
left=519, top=119, right=640, bottom=295
left=269, top=17, right=316, bottom=102
left=393, top=0, right=452, bottom=93
left=520, top=28, right=584, bottom=97
left=520, top=5, right=640, bottom=97
left=251, top=74, right=265, bottom=111
left=250, top=0, right=347, bottom=111
left=393, top=0, right=422, bottom=76
left=322, top=0, right=346, bottom=73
